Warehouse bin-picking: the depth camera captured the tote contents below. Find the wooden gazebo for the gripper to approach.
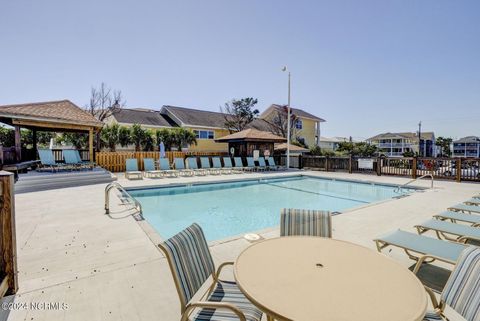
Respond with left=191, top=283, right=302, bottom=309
left=215, top=128, right=287, bottom=157
left=0, top=100, right=103, bottom=163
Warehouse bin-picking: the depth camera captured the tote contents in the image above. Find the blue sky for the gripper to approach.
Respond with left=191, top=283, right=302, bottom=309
left=1, top=0, right=479, bottom=139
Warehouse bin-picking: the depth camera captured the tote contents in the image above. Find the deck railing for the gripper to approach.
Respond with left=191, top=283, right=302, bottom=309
left=298, top=155, right=480, bottom=183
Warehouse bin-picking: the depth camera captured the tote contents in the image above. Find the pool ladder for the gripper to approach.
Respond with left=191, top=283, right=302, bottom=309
left=394, top=174, right=434, bottom=193
left=105, top=182, right=143, bottom=216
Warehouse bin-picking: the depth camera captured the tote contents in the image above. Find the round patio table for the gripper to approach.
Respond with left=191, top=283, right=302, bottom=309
left=234, top=237, right=427, bottom=321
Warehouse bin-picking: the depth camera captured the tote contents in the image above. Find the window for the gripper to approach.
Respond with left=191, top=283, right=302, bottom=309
left=193, top=130, right=215, bottom=140
left=295, top=119, right=303, bottom=129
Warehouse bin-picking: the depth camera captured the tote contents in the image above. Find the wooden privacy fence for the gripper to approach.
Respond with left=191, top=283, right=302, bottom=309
left=96, top=151, right=228, bottom=172
left=300, top=155, right=480, bottom=183
left=0, top=171, right=18, bottom=298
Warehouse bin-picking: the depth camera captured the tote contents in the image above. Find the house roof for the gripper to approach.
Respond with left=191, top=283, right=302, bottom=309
left=112, top=108, right=175, bottom=127
left=260, top=104, right=325, bottom=122
left=215, top=128, right=287, bottom=143
left=162, top=105, right=227, bottom=129
left=246, top=118, right=272, bottom=131
left=367, top=132, right=435, bottom=141
left=274, top=143, right=309, bottom=152
left=0, top=99, right=103, bottom=128
left=454, top=136, right=480, bottom=143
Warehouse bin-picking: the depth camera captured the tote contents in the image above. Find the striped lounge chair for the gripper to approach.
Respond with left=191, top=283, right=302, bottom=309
left=422, top=246, right=480, bottom=321
left=158, top=224, right=263, bottom=321
left=280, top=208, right=332, bottom=238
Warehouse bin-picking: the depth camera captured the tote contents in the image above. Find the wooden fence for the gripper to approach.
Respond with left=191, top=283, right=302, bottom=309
left=0, top=171, right=18, bottom=298
left=96, top=151, right=228, bottom=172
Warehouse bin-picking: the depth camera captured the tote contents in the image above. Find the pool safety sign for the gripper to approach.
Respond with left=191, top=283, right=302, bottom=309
left=358, top=158, right=374, bottom=170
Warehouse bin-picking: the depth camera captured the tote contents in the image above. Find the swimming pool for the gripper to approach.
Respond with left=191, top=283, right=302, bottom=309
left=128, top=175, right=413, bottom=241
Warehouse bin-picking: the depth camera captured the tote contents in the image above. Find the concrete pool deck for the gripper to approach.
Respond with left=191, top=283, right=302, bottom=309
left=5, top=170, right=478, bottom=321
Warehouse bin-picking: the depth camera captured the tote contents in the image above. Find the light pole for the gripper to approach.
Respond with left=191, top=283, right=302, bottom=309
left=282, top=66, right=291, bottom=170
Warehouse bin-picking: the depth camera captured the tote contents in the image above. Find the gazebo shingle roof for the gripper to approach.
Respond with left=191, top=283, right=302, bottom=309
left=215, top=128, right=287, bottom=143
left=0, top=100, right=103, bottom=128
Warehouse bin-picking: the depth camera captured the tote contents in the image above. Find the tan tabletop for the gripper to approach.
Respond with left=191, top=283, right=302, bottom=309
left=234, top=237, right=427, bottom=321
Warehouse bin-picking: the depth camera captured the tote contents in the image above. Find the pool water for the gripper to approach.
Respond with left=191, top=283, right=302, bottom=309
left=128, top=176, right=412, bottom=241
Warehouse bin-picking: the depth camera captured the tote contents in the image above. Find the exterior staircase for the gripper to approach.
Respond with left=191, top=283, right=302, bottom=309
left=15, top=168, right=116, bottom=194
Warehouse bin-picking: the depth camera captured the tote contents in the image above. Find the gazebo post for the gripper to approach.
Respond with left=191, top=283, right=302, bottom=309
left=88, top=128, right=94, bottom=164
left=32, top=129, right=37, bottom=161
left=14, top=126, right=21, bottom=162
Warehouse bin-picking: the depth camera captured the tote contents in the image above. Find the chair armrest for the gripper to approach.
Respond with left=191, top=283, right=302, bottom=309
left=214, top=262, right=234, bottom=282
left=182, top=301, right=247, bottom=321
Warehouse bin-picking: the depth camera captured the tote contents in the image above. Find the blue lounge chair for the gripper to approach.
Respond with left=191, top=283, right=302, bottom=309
left=266, top=157, right=285, bottom=171
left=416, top=219, right=480, bottom=244
left=246, top=157, right=257, bottom=172
left=38, top=149, right=65, bottom=172
left=280, top=208, right=332, bottom=237
left=143, top=158, right=163, bottom=178
left=233, top=157, right=247, bottom=172
left=63, top=149, right=83, bottom=170
left=125, top=158, right=142, bottom=180
left=434, top=211, right=480, bottom=227
left=464, top=198, right=480, bottom=206
left=212, top=157, right=230, bottom=174
left=257, top=157, right=267, bottom=171
left=421, top=246, right=480, bottom=321
left=174, top=157, right=194, bottom=176
left=158, top=224, right=263, bottom=321
left=374, top=229, right=467, bottom=267
left=158, top=158, right=178, bottom=177
left=187, top=157, right=207, bottom=176
left=223, top=157, right=242, bottom=173
left=73, top=150, right=94, bottom=169
left=448, top=204, right=480, bottom=214
left=200, top=157, right=219, bottom=175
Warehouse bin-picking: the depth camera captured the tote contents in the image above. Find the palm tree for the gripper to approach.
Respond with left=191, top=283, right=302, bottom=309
left=118, top=126, right=132, bottom=148
left=130, top=124, right=147, bottom=151
left=142, top=129, right=155, bottom=151
left=100, top=123, right=120, bottom=151
left=173, top=128, right=197, bottom=150
left=155, top=128, right=176, bottom=151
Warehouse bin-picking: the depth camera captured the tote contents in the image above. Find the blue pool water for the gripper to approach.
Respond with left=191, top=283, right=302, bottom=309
left=128, top=176, right=412, bottom=241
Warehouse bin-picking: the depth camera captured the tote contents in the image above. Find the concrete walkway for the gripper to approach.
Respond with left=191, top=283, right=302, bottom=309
left=5, top=170, right=478, bottom=321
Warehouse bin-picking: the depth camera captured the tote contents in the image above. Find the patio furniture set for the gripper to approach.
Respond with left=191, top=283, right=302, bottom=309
left=159, top=207, right=480, bottom=321
left=37, top=149, right=93, bottom=171
left=125, top=156, right=286, bottom=180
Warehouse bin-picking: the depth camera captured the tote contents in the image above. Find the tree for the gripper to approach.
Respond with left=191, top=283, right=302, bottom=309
left=100, top=123, right=120, bottom=151
left=173, top=128, right=197, bottom=150
left=61, top=132, right=89, bottom=149
left=118, top=126, right=132, bottom=147
left=0, top=126, right=15, bottom=146
left=435, top=136, right=453, bottom=157
left=85, top=82, right=126, bottom=151
left=309, top=146, right=335, bottom=156
left=142, top=129, right=155, bottom=151
left=221, top=98, right=259, bottom=132
left=155, top=128, right=176, bottom=151
left=21, top=130, right=55, bottom=148
left=263, top=106, right=299, bottom=140
left=337, top=142, right=377, bottom=157
left=130, top=124, right=147, bottom=152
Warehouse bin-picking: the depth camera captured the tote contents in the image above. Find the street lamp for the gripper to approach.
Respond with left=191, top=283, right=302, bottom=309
left=282, top=66, right=291, bottom=170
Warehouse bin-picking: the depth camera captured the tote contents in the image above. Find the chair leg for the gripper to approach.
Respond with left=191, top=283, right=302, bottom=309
left=267, top=315, right=275, bottom=321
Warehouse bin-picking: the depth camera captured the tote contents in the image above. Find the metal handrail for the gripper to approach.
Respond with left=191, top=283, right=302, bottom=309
left=105, top=182, right=142, bottom=215
left=394, top=174, right=434, bottom=193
